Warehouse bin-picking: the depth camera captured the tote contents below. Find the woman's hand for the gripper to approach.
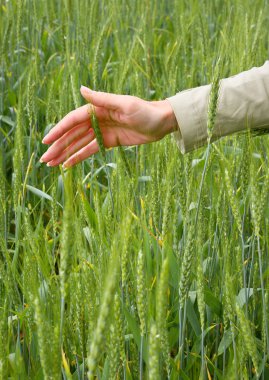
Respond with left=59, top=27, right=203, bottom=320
left=40, top=86, right=178, bottom=168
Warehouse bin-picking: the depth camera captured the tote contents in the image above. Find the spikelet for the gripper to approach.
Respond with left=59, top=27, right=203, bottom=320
left=16, top=0, right=23, bottom=49
left=208, top=201, right=216, bottom=243
left=251, top=165, right=269, bottom=237
left=184, top=153, right=192, bottom=188
left=129, top=339, right=139, bottom=379
left=0, top=15, right=11, bottom=61
left=178, top=157, right=186, bottom=219
left=89, top=103, right=106, bottom=162
left=114, top=293, right=125, bottom=365
left=151, top=165, right=159, bottom=231
left=70, top=70, right=79, bottom=109
left=239, top=136, right=250, bottom=198
left=60, top=170, right=74, bottom=300
left=117, top=37, right=137, bottom=93
left=51, top=173, right=58, bottom=236
left=108, top=293, right=124, bottom=379
left=222, top=192, right=229, bottom=248
left=236, top=304, right=260, bottom=377
left=261, top=291, right=268, bottom=353
left=87, top=244, right=119, bottom=379
left=196, top=258, right=205, bottom=331
left=179, top=225, right=195, bottom=309
left=237, top=334, right=248, bottom=378
left=121, top=214, right=132, bottom=287
left=161, top=183, right=173, bottom=242
left=0, top=243, right=18, bottom=305
left=22, top=210, right=38, bottom=303
left=34, top=296, right=51, bottom=380
left=172, top=206, right=180, bottom=254
left=45, top=81, right=55, bottom=126
left=207, top=60, right=221, bottom=140
left=83, top=267, right=96, bottom=349
left=104, top=195, right=113, bottom=244
left=72, top=272, right=86, bottom=357
left=224, top=167, right=242, bottom=234
left=156, top=258, right=170, bottom=375
left=148, top=322, right=160, bottom=380
left=94, top=191, right=104, bottom=238
left=184, top=154, right=194, bottom=209
left=136, top=250, right=147, bottom=336
left=108, top=321, right=120, bottom=379
left=216, top=186, right=224, bottom=233
left=250, top=172, right=261, bottom=237
left=51, top=324, right=61, bottom=378
left=26, top=71, right=36, bottom=128
left=224, top=270, right=237, bottom=356
left=92, top=19, right=110, bottom=89
left=259, top=170, right=269, bottom=223
left=13, top=98, right=24, bottom=207
left=0, top=300, right=8, bottom=379
left=118, top=145, right=132, bottom=178
left=0, top=150, right=5, bottom=238
left=204, top=143, right=216, bottom=177
left=198, top=192, right=208, bottom=245
left=250, top=10, right=263, bottom=63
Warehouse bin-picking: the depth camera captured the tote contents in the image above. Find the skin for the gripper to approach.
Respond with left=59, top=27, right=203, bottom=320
left=40, top=86, right=178, bottom=168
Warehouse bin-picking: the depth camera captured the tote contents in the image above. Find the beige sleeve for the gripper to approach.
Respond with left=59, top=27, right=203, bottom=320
left=166, top=61, right=269, bottom=154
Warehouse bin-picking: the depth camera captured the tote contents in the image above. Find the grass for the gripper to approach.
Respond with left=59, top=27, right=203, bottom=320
left=0, top=0, right=269, bottom=379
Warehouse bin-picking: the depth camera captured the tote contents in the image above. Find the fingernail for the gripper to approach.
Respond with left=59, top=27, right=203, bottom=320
left=46, top=162, right=51, bottom=167
left=80, top=85, right=92, bottom=93
left=39, top=158, right=44, bottom=163
left=40, top=153, right=47, bottom=161
left=42, top=136, right=49, bottom=144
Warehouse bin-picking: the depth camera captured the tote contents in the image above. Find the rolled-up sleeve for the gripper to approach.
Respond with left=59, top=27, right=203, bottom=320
left=167, top=61, right=269, bottom=154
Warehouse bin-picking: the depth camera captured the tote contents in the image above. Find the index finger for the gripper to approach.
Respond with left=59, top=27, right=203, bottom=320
left=42, top=104, right=90, bottom=144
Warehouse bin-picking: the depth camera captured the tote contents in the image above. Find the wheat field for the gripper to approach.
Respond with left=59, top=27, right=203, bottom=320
left=0, top=0, right=269, bottom=379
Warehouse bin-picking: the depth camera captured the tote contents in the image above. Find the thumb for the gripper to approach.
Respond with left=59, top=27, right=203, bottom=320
left=80, top=85, right=123, bottom=110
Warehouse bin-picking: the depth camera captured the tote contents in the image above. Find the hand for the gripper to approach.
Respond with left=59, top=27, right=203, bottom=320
left=40, top=86, right=178, bottom=168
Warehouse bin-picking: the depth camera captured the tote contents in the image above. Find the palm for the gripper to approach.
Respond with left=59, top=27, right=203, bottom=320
left=40, top=89, right=175, bottom=168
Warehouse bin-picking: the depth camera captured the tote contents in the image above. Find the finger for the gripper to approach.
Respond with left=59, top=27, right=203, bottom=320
left=47, top=130, right=95, bottom=167
left=42, top=104, right=90, bottom=144
left=40, top=122, right=91, bottom=163
left=63, top=138, right=99, bottom=169
left=80, top=86, right=128, bottom=111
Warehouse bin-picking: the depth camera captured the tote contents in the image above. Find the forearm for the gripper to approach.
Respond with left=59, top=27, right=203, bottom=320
left=166, top=61, right=269, bottom=153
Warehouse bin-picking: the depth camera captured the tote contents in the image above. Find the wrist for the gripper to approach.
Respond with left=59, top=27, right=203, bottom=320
left=158, top=100, right=179, bottom=136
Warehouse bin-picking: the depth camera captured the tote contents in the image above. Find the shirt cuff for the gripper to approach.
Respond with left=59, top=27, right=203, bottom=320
left=166, top=61, right=269, bottom=154
left=166, top=85, right=211, bottom=154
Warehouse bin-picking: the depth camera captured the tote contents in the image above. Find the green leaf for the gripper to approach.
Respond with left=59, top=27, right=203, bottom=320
left=204, top=287, right=222, bottom=316
left=217, top=329, right=234, bottom=355
left=168, top=250, right=179, bottom=290
left=187, top=287, right=222, bottom=317
left=123, top=306, right=148, bottom=365
left=186, top=298, right=201, bottom=337
left=0, top=115, right=15, bottom=127
left=26, top=185, right=63, bottom=208
left=236, top=288, right=258, bottom=308
left=80, top=194, right=97, bottom=229
left=101, top=356, right=109, bottom=380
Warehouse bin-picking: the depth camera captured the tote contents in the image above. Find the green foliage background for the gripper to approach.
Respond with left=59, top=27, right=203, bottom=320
left=0, top=0, right=269, bottom=379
